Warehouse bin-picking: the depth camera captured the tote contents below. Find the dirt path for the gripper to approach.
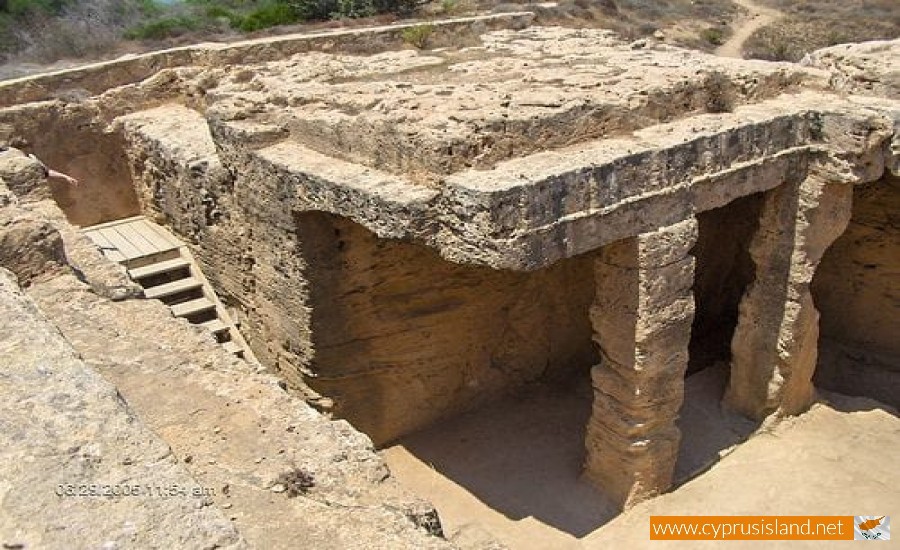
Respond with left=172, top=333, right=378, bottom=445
left=716, top=0, right=783, bottom=58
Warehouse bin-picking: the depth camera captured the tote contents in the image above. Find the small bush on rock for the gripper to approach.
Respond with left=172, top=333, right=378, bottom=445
left=700, top=26, right=725, bottom=46
left=274, top=468, right=316, bottom=497
left=704, top=71, right=736, bottom=114
left=401, top=23, right=434, bottom=49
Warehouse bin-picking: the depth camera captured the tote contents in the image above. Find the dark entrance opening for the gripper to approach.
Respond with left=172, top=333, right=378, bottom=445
left=676, top=191, right=766, bottom=481
left=688, top=191, right=765, bottom=375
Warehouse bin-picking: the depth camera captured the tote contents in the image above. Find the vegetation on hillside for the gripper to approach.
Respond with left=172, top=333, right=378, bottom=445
left=745, top=0, right=899, bottom=61
left=0, top=0, right=896, bottom=71
left=496, top=0, right=739, bottom=51
left=0, top=0, right=421, bottom=63
left=1, top=0, right=150, bottom=61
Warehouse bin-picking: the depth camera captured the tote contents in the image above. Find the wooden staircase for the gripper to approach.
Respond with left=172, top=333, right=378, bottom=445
left=82, top=216, right=256, bottom=362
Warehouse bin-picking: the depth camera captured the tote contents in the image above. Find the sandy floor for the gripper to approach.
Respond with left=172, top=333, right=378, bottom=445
left=382, top=368, right=900, bottom=549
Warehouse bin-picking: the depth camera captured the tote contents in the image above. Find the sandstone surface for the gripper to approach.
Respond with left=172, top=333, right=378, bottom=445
left=0, top=13, right=897, bottom=546
left=0, top=267, right=245, bottom=549
left=0, top=141, right=450, bottom=549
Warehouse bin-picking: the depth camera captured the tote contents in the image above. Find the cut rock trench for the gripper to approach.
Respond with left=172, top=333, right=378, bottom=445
left=0, top=16, right=898, bottom=550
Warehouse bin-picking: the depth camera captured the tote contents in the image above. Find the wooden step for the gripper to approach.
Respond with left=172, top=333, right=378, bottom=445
left=143, top=277, right=203, bottom=300
left=222, top=341, right=243, bottom=356
left=128, top=257, right=191, bottom=280
left=199, top=318, right=229, bottom=335
left=83, top=216, right=181, bottom=262
left=170, top=297, right=215, bottom=318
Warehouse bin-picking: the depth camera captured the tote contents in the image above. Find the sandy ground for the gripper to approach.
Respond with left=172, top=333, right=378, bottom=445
left=716, top=0, right=783, bottom=58
left=382, top=368, right=900, bottom=549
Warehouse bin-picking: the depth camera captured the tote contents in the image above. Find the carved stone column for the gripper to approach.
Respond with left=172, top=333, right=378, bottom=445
left=726, top=174, right=853, bottom=418
left=584, top=218, right=697, bottom=509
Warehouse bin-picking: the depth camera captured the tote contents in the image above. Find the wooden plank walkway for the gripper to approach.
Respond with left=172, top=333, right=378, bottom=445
left=82, top=216, right=256, bottom=362
left=83, top=216, right=181, bottom=261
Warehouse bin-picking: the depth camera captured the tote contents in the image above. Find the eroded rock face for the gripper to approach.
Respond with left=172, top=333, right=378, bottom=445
left=584, top=219, right=697, bottom=508
left=812, top=174, right=900, bottom=408
left=297, top=212, right=598, bottom=445
left=688, top=192, right=764, bottom=373
left=0, top=19, right=897, bottom=519
left=0, top=214, right=66, bottom=285
left=0, top=149, right=140, bottom=296
left=0, top=153, right=70, bottom=285
left=0, top=103, right=142, bottom=227
left=27, top=273, right=452, bottom=550
left=0, top=268, right=245, bottom=549
left=96, top=27, right=898, bottom=509
left=804, top=40, right=900, bottom=99
left=206, top=27, right=811, bottom=180
left=726, top=172, right=855, bottom=419
left=0, top=133, right=450, bottom=550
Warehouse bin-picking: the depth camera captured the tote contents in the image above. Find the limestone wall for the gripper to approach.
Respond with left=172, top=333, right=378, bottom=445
left=301, top=212, right=597, bottom=445
left=0, top=102, right=140, bottom=226
left=69, top=29, right=899, bottom=466
left=0, top=131, right=451, bottom=550
left=172, top=198, right=597, bottom=446
left=121, top=105, right=598, bottom=446
left=813, top=174, right=900, bottom=406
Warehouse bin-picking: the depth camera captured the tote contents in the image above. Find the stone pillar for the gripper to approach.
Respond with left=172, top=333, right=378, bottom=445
left=584, top=218, right=697, bottom=509
left=726, top=175, right=852, bottom=419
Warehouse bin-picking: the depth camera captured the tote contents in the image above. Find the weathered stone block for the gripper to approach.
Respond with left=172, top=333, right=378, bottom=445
left=600, top=219, right=699, bottom=269
left=585, top=218, right=697, bottom=508
left=583, top=424, right=681, bottom=508
left=591, top=363, right=686, bottom=405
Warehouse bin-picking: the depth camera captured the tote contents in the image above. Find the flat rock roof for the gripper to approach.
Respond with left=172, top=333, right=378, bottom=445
left=206, top=27, right=824, bottom=181
left=5, top=21, right=898, bottom=270
left=109, top=28, right=900, bottom=270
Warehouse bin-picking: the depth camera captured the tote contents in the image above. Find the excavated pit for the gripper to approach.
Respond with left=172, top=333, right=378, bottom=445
left=1, top=20, right=899, bottom=549
left=295, top=211, right=599, bottom=445
left=0, top=104, right=140, bottom=226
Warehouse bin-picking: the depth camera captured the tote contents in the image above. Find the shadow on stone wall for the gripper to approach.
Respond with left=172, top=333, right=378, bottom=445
left=296, top=211, right=599, bottom=447
left=812, top=174, right=900, bottom=409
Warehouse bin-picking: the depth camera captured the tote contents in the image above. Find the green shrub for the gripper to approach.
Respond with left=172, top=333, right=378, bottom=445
left=204, top=4, right=236, bottom=20
left=290, top=0, right=415, bottom=21
left=136, top=0, right=163, bottom=18
left=700, top=26, right=725, bottom=46
left=440, top=0, right=456, bottom=12
left=704, top=71, right=735, bottom=113
left=0, top=15, right=15, bottom=53
left=372, top=0, right=417, bottom=16
left=289, top=0, right=337, bottom=20
left=4, top=0, right=68, bottom=17
left=400, top=23, right=434, bottom=49
left=237, top=2, right=300, bottom=32
left=125, top=15, right=200, bottom=39
left=332, top=0, right=375, bottom=19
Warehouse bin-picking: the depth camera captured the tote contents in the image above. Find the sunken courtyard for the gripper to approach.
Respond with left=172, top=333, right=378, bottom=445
left=0, top=14, right=898, bottom=549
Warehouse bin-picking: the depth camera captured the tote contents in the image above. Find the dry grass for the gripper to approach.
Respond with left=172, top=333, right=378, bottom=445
left=8, top=0, right=147, bottom=63
left=2, top=0, right=896, bottom=80
left=486, top=0, right=740, bottom=50
left=704, top=71, right=736, bottom=113
left=745, top=0, right=899, bottom=61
